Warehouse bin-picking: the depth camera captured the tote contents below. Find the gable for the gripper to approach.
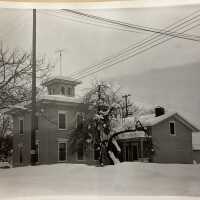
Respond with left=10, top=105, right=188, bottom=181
left=139, top=112, right=199, bottom=132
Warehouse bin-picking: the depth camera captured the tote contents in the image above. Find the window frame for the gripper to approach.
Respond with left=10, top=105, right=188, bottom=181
left=58, top=111, right=67, bottom=130
left=67, top=87, right=72, bottom=96
left=169, top=121, right=176, bottom=136
left=18, top=117, right=24, bottom=135
left=58, top=142, right=67, bottom=162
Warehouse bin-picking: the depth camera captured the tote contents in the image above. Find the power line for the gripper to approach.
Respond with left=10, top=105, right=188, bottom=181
left=61, top=9, right=200, bottom=42
left=39, top=11, right=141, bottom=34
left=74, top=22, right=200, bottom=80
left=68, top=9, right=200, bottom=78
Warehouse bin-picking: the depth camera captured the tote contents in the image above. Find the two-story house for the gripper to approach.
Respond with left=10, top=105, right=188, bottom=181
left=7, top=76, right=96, bottom=167
left=117, top=107, right=199, bottom=164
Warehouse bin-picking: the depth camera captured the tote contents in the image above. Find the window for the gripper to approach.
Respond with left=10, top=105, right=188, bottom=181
left=67, top=87, right=71, bottom=96
left=58, top=143, right=67, bottom=161
left=58, top=112, right=66, bottom=129
left=77, top=143, right=84, bottom=160
left=76, top=113, right=84, bottom=128
left=19, top=118, right=24, bottom=135
left=169, top=121, right=175, bottom=135
left=35, top=142, right=39, bottom=162
left=61, top=87, right=65, bottom=95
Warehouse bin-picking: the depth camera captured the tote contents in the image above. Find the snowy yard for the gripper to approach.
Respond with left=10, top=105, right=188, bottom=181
left=0, top=162, right=200, bottom=200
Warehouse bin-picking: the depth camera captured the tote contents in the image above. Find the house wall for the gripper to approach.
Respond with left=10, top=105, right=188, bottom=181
left=12, top=112, right=31, bottom=167
left=12, top=102, right=96, bottom=167
left=152, top=115, right=193, bottom=164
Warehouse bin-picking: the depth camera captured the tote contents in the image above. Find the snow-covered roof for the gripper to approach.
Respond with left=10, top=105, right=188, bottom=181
left=37, top=95, right=83, bottom=104
left=139, top=111, right=176, bottom=126
left=118, top=131, right=146, bottom=140
left=42, top=75, right=81, bottom=86
left=139, top=112, right=199, bottom=132
left=5, top=95, right=84, bottom=115
left=192, top=132, right=200, bottom=150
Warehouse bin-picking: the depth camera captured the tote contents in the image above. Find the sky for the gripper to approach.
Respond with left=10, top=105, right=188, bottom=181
left=0, top=3, right=200, bottom=126
left=0, top=4, right=200, bottom=80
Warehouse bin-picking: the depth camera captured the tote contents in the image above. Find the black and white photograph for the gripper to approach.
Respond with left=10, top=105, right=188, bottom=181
left=0, top=0, right=200, bottom=199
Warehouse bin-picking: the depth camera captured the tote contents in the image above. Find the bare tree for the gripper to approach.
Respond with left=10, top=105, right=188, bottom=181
left=0, top=45, right=53, bottom=159
left=0, top=45, right=53, bottom=109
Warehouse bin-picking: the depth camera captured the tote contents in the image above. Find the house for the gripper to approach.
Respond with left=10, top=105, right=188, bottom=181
left=6, top=76, right=97, bottom=167
left=140, top=109, right=200, bottom=164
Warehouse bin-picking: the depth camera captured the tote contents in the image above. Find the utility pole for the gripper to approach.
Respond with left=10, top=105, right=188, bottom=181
left=122, top=94, right=132, bottom=118
left=31, top=9, right=37, bottom=165
left=55, top=49, right=64, bottom=75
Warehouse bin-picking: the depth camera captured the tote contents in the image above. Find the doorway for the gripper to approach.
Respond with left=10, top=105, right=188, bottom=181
left=124, top=142, right=138, bottom=161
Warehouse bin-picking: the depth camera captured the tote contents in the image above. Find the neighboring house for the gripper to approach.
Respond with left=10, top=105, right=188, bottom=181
left=116, top=107, right=199, bottom=164
left=6, top=76, right=96, bottom=167
left=192, top=132, right=200, bottom=163
left=139, top=108, right=199, bottom=164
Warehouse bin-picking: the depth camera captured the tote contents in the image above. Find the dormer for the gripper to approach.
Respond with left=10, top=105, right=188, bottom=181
left=43, top=76, right=81, bottom=97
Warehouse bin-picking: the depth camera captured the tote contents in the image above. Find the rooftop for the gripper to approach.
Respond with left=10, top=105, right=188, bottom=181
left=139, top=111, right=176, bottom=127
left=118, top=131, right=146, bottom=140
left=139, top=111, right=199, bottom=132
left=37, top=95, right=82, bottom=104
left=42, top=75, right=81, bottom=87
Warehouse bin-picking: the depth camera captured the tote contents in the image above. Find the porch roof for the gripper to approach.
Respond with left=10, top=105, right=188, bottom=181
left=118, top=131, right=146, bottom=140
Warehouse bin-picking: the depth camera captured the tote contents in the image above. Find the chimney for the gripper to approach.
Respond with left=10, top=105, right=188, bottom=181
left=155, top=106, right=165, bottom=117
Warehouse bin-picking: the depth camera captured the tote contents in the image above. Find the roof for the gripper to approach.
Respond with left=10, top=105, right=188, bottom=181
left=5, top=95, right=83, bottom=115
left=139, top=111, right=176, bottom=126
left=118, top=131, right=146, bottom=140
left=139, top=112, right=199, bottom=132
left=42, top=75, right=81, bottom=87
left=37, top=95, right=82, bottom=104
left=192, top=132, right=200, bottom=150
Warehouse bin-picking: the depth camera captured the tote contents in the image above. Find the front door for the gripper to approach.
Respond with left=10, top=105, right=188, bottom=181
left=58, top=143, right=67, bottom=161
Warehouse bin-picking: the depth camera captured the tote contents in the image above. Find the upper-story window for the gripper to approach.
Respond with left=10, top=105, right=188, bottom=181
left=19, top=118, right=24, bottom=135
left=58, top=111, right=67, bottom=130
left=67, top=87, right=72, bottom=96
left=61, top=87, right=66, bottom=95
left=169, top=121, right=175, bottom=135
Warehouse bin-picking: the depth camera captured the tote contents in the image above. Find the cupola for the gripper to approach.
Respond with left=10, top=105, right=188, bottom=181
left=42, top=76, right=81, bottom=97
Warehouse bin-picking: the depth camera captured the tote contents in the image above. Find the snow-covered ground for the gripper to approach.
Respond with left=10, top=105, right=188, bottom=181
left=0, top=162, right=200, bottom=200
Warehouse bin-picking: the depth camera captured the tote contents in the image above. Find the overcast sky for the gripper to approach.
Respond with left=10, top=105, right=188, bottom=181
left=0, top=4, right=200, bottom=91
